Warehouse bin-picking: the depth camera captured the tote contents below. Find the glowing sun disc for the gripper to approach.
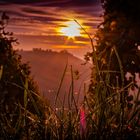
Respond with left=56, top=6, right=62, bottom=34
left=60, top=21, right=81, bottom=38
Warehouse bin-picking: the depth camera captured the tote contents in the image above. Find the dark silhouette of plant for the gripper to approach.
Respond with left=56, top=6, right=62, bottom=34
left=0, top=12, right=46, bottom=139
left=98, top=0, right=140, bottom=78
left=86, top=0, right=140, bottom=139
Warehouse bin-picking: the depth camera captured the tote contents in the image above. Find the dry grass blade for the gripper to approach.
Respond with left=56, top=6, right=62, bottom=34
left=54, top=63, right=68, bottom=107
left=0, top=65, right=3, bottom=80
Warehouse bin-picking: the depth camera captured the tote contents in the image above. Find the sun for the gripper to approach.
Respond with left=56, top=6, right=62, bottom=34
left=59, top=21, right=81, bottom=39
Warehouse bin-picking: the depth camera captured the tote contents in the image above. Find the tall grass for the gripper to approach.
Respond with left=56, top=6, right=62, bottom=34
left=1, top=25, right=140, bottom=140
left=1, top=44, right=140, bottom=139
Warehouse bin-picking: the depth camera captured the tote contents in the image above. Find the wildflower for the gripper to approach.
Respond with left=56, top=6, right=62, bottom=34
left=125, top=72, right=133, bottom=81
left=127, top=125, right=132, bottom=131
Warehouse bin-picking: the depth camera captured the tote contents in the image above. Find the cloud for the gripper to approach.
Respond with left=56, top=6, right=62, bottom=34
left=1, top=0, right=100, bottom=6
left=32, top=0, right=100, bottom=7
left=0, top=1, right=102, bottom=58
left=22, top=7, right=47, bottom=15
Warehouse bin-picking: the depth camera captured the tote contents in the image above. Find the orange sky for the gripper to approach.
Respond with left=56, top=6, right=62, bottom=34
left=0, top=0, right=103, bottom=58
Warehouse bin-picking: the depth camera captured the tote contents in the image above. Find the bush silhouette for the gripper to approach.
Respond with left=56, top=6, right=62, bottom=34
left=0, top=12, right=46, bottom=139
left=85, top=0, right=140, bottom=139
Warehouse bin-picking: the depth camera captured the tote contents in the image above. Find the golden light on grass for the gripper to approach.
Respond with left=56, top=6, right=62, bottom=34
left=59, top=21, right=81, bottom=39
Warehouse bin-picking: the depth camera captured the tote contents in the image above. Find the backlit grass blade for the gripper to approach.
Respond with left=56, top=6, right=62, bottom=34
left=54, top=63, right=68, bottom=107
left=24, top=77, right=28, bottom=109
left=0, top=65, right=3, bottom=80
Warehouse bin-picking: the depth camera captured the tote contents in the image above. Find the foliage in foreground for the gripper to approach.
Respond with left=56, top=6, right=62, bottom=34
left=0, top=12, right=46, bottom=139
left=85, top=0, right=140, bottom=139
left=1, top=0, right=140, bottom=139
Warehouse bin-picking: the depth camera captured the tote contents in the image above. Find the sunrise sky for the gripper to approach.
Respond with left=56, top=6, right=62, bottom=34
left=0, top=0, right=103, bottom=58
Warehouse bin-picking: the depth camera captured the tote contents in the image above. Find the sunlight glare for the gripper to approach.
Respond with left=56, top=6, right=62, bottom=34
left=59, top=21, right=81, bottom=39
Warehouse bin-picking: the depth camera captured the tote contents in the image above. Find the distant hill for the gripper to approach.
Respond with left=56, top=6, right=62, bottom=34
left=18, top=49, right=91, bottom=107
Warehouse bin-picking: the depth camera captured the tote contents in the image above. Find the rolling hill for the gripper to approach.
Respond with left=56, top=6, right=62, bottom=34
left=18, top=49, right=91, bottom=107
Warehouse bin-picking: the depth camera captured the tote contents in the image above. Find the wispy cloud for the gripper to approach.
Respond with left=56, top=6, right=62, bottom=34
left=0, top=0, right=103, bottom=58
left=1, top=0, right=100, bottom=6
